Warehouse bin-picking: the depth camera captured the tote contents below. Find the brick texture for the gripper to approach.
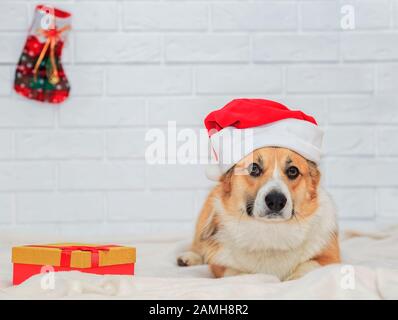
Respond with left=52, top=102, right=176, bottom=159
left=0, top=0, right=396, bottom=234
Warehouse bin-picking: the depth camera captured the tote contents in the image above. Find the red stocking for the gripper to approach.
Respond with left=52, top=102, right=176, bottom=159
left=14, top=5, right=71, bottom=104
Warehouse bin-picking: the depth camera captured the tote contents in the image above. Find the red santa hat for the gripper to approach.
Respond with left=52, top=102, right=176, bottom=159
left=204, top=98, right=323, bottom=181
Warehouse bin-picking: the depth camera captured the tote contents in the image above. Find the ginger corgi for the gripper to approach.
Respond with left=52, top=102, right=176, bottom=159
left=178, top=147, right=340, bottom=280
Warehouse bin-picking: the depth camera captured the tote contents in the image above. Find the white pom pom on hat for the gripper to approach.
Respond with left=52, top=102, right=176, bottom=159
left=204, top=98, right=324, bottom=181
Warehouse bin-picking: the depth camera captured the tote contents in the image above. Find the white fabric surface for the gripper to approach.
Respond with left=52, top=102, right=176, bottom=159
left=0, top=227, right=397, bottom=300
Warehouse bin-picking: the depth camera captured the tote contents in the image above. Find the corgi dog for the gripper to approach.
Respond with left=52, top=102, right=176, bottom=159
left=177, top=147, right=340, bottom=280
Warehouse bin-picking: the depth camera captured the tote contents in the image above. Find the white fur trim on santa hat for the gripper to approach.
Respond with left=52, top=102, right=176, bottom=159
left=206, top=118, right=323, bottom=181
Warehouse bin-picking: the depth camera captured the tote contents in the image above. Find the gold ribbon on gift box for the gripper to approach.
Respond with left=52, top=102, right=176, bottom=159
left=12, top=243, right=136, bottom=269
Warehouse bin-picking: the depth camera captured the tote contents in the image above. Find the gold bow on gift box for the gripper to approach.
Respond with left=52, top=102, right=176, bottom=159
left=32, top=24, right=70, bottom=85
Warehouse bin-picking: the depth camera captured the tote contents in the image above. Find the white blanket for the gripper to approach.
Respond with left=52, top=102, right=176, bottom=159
left=1, top=228, right=398, bottom=300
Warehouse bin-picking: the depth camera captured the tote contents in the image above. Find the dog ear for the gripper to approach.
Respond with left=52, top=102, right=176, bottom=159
left=307, top=160, right=321, bottom=199
left=220, top=165, right=235, bottom=195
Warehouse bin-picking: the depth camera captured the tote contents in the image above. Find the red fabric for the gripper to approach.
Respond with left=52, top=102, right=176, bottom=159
left=14, top=6, right=71, bottom=104
left=25, top=245, right=120, bottom=268
left=13, top=263, right=135, bottom=285
left=204, top=98, right=317, bottom=135
left=36, top=5, right=71, bottom=18
left=14, top=85, right=69, bottom=104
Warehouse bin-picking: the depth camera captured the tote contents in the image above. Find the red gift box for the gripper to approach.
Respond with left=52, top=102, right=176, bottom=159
left=12, top=243, right=136, bottom=285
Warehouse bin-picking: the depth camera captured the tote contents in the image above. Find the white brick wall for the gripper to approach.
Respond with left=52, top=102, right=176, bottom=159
left=0, top=0, right=397, bottom=236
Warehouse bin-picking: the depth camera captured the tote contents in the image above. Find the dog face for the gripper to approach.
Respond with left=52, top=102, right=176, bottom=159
left=220, top=147, right=320, bottom=223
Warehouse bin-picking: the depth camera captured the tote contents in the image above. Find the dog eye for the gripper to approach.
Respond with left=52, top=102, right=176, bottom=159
left=286, top=166, right=299, bottom=179
left=248, top=163, right=262, bottom=177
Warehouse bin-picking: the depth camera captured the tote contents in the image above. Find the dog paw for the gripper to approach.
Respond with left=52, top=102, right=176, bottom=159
left=177, top=251, right=203, bottom=267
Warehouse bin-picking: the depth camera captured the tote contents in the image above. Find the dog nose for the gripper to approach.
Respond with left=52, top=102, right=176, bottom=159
left=265, top=191, right=287, bottom=212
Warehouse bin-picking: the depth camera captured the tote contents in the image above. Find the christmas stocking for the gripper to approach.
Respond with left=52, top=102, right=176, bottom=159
left=14, top=5, right=71, bottom=104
